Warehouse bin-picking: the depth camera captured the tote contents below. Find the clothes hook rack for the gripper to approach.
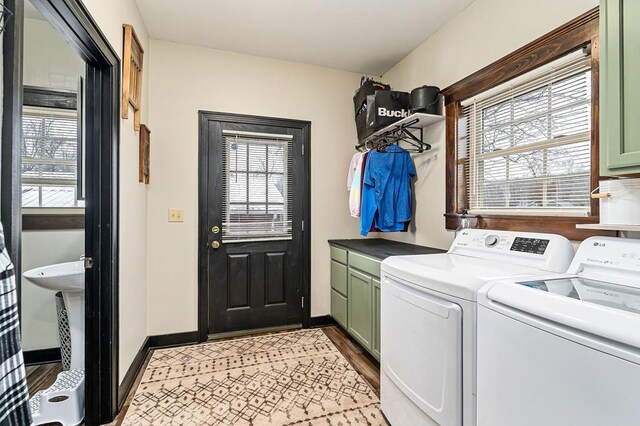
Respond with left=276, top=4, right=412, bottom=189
left=354, top=112, right=443, bottom=153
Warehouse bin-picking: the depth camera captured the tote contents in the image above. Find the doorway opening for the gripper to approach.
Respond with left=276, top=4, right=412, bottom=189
left=1, top=0, right=120, bottom=423
left=21, top=0, right=86, bottom=371
left=197, top=111, right=311, bottom=341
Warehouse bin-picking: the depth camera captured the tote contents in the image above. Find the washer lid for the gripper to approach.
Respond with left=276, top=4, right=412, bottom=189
left=381, top=253, right=547, bottom=301
left=481, top=279, right=640, bottom=349
left=517, top=277, right=640, bottom=314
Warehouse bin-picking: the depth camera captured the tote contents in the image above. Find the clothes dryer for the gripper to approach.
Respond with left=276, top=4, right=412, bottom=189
left=380, top=229, right=574, bottom=426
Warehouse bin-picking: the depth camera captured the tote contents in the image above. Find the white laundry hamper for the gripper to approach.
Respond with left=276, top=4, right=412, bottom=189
left=55, top=291, right=72, bottom=370
left=595, top=178, right=640, bottom=226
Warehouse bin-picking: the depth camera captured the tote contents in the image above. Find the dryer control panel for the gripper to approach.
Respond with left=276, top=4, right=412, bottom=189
left=509, top=237, right=550, bottom=255
left=450, top=229, right=574, bottom=273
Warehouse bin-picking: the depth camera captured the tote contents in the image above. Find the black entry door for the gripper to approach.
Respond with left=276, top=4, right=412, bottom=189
left=199, top=112, right=310, bottom=336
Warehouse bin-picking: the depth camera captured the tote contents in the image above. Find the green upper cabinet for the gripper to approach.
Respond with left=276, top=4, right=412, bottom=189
left=601, top=0, right=640, bottom=175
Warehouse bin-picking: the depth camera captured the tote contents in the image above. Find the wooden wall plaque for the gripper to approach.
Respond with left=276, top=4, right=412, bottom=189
left=139, top=124, right=150, bottom=184
left=122, top=24, right=144, bottom=130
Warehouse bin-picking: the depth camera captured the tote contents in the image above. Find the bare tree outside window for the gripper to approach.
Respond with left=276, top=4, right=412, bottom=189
left=22, top=108, right=83, bottom=208
left=463, top=62, right=592, bottom=215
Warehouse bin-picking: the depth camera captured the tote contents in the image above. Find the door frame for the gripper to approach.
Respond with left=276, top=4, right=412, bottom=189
left=197, top=111, right=311, bottom=342
left=1, top=0, right=121, bottom=423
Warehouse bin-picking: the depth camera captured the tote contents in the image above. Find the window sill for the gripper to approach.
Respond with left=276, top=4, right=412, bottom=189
left=22, top=212, right=85, bottom=231
left=444, top=213, right=616, bottom=241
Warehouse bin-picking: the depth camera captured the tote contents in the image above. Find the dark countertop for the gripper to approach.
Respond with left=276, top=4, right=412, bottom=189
left=328, top=238, right=446, bottom=260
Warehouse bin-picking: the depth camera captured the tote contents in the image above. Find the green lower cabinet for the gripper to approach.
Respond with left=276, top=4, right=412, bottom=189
left=347, top=268, right=373, bottom=351
left=372, top=278, right=381, bottom=360
left=329, top=245, right=381, bottom=360
left=331, top=289, right=348, bottom=329
left=330, top=260, right=348, bottom=296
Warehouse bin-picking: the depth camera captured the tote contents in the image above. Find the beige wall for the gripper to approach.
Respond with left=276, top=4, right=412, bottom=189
left=146, top=40, right=362, bottom=334
left=80, top=0, right=150, bottom=383
left=381, top=0, right=598, bottom=250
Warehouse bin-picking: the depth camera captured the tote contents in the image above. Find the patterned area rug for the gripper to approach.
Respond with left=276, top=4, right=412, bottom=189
left=122, top=329, right=386, bottom=425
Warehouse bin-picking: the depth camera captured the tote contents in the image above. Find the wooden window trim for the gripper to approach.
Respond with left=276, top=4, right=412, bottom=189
left=442, top=7, right=613, bottom=241
left=24, top=86, right=77, bottom=110
left=22, top=213, right=84, bottom=230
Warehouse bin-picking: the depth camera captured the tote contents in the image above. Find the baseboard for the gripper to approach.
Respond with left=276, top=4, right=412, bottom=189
left=24, top=347, right=62, bottom=366
left=117, top=330, right=200, bottom=408
left=147, top=331, right=200, bottom=349
left=118, top=337, right=150, bottom=408
left=308, top=315, right=336, bottom=328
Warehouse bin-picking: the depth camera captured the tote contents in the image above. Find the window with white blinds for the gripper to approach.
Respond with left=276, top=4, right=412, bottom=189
left=460, top=49, right=592, bottom=217
left=21, top=107, right=83, bottom=208
left=222, top=130, right=293, bottom=243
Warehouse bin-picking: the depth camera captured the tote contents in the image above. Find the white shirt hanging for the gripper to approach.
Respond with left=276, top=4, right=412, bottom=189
left=347, top=152, right=363, bottom=191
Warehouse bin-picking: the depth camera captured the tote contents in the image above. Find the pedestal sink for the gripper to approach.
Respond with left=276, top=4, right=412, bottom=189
left=24, top=261, right=84, bottom=370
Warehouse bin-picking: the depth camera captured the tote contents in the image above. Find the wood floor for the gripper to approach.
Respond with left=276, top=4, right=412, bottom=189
left=24, top=325, right=380, bottom=425
left=26, top=362, right=63, bottom=397
left=323, top=325, right=380, bottom=395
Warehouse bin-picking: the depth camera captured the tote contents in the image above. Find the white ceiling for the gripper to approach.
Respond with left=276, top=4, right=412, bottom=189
left=134, top=0, right=474, bottom=75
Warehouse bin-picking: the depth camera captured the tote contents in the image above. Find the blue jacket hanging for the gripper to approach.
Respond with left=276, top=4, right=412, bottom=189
left=360, top=144, right=416, bottom=236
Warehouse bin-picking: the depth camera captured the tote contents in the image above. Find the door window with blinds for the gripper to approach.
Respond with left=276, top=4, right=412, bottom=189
left=22, top=105, right=83, bottom=208
left=459, top=49, right=592, bottom=217
left=222, top=130, right=293, bottom=243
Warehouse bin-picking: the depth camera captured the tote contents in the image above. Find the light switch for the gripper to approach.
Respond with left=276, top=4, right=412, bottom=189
left=168, top=208, right=184, bottom=222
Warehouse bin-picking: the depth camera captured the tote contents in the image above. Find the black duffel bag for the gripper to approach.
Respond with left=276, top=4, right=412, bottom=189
left=366, top=91, right=411, bottom=131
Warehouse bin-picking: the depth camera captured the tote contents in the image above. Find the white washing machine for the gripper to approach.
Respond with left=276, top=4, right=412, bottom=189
left=380, top=229, right=574, bottom=426
left=477, top=236, right=640, bottom=426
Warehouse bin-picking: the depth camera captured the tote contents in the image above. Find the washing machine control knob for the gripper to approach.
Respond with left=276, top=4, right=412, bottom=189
left=485, top=235, right=500, bottom=247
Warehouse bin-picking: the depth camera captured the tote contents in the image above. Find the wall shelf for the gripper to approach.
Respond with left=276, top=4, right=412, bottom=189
left=576, top=223, right=640, bottom=232
left=355, top=112, right=444, bottom=153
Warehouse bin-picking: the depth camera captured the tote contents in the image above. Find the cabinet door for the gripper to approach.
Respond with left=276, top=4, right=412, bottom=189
left=601, top=0, right=640, bottom=175
left=330, top=260, right=348, bottom=296
left=331, top=289, right=348, bottom=329
left=372, top=278, right=381, bottom=360
left=348, top=267, right=373, bottom=351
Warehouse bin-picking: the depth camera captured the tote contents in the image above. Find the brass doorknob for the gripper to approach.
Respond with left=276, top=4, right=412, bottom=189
left=211, top=241, right=220, bottom=249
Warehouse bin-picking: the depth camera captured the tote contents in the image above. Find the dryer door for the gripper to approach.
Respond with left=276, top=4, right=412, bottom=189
left=381, top=274, right=462, bottom=425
